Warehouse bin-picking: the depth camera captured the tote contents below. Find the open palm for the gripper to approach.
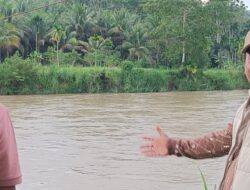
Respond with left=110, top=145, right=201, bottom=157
left=140, top=126, right=169, bottom=157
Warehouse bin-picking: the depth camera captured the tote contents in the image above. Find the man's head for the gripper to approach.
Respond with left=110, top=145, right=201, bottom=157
left=242, top=31, right=250, bottom=54
left=242, top=31, right=250, bottom=82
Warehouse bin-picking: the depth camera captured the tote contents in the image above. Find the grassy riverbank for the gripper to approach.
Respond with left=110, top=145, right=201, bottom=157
left=0, top=56, right=248, bottom=95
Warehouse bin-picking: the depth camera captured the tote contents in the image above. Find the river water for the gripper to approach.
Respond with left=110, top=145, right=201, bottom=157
left=1, top=90, right=248, bottom=190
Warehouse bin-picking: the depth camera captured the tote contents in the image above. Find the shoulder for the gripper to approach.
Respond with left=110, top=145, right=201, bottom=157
left=235, top=100, right=247, bottom=115
left=0, top=104, right=9, bottom=120
left=0, top=104, right=8, bottom=113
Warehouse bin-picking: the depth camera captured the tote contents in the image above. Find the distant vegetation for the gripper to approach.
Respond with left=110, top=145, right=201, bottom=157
left=0, top=0, right=249, bottom=94
left=0, top=54, right=247, bottom=95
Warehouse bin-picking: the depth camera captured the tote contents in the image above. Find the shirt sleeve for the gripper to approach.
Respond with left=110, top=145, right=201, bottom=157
left=168, top=124, right=233, bottom=159
left=0, top=105, right=22, bottom=186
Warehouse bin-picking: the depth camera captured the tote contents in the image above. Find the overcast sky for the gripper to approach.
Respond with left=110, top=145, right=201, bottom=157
left=243, top=0, right=250, bottom=9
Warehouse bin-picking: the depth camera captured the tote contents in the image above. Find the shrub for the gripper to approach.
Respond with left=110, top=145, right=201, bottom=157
left=0, top=54, right=39, bottom=94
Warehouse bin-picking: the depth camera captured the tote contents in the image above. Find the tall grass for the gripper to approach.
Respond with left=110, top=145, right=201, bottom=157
left=198, top=166, right=217, bottom=190
left=203, top=69, right=249, bottom=90
left=37, top=66, right=121, bottom=94
left=0, top=56, right=248, bottom=95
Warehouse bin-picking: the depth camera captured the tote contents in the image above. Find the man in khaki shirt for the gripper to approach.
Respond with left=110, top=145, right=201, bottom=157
left=141, top=31, right=250, bottom=190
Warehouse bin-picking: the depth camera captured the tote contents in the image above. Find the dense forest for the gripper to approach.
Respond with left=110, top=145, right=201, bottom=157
left=0, top=0, right=250, bottom=94
left=0, top=0, right=249, bottom=68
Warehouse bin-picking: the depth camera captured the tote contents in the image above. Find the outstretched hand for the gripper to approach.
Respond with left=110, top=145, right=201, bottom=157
left=140, top=126, right=169, bottom=157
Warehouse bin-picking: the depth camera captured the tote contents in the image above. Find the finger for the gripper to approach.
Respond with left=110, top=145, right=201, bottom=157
left=141, top=150, right=157, bottom=157
left=142, top=136, right=154, bottom=141
left=227, top=123, right=233, bottom=127
left=140, top=144, right=153, bottom=149
left=156, top=126, right=163, bottom=136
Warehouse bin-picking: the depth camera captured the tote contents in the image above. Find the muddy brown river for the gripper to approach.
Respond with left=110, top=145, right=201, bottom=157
left=1, top=90, right=247, bottom=190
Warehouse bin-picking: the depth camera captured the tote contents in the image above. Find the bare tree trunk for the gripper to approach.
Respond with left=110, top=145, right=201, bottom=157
left=215, top=11, right=221, bottom=45
left=181, top=11, right=186, bottom=64
left=156, top=44, right=160, bottom=65
left=57, top=42, right=59, bottom=66
left=94, top=51, right=97, bottom=67
left=7, top=48, right=9, bottom=58
left=36, top=33, right=38, bottom=52
left=36, top=33, right=39, bottom=63
left=181, top=41, right=186, bottom=64
left=234, top=52, right=236, bottom=65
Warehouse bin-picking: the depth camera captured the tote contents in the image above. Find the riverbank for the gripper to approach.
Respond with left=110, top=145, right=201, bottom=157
left=0, top=58, right=248, bottom=95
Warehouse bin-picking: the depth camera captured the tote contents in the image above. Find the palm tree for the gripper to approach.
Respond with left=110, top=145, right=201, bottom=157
left=122, top=23, right=151, bottom=62
left=83, top=35, right=111, bottom=51
left=0, top=21, right=20, bottom=62
left=144, top=14, right=165, bottom=65
left=97, top=8, right=139, bottom=59
left=15, top=0, right=28, bottom=13
left=64, top=3, right=96, bottom=41
left=0, top=0, right=16, bottom=23
left=81, top=35, right=112, bottom=66
left=47, top=25, right=65, bottom=66
left=30, top=15, right=46, bottom=53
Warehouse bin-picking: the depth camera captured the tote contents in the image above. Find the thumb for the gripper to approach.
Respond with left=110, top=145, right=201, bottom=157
left=156, top=126, right=164, bottom=136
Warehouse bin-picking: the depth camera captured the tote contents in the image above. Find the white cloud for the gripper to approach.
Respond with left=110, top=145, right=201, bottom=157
left=244, top=0, right=250, bottom=9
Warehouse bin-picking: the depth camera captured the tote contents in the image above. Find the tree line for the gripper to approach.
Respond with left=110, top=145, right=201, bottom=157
left=0, top=0, right=249, bottom=69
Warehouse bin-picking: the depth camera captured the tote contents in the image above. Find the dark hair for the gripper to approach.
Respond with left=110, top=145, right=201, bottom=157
left=244, top=47, right=250, bottom=62
left=246, top=47, right=250, bottom=54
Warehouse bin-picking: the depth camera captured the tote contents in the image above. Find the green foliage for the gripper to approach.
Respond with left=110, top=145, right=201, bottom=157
left=121, top=60, right=134, bottom=71
left=120, top=61, right=175, bottom=92
left=82, top=35, right=118, bottom=66
left=198, top=167, right=208, bottom=190
left=37, top=66, right=121, bottom=94
left=103, top=51, right=121, bottom=67
left=0, top=55, right=248, bottom=95
left=197, top=166, right=217, bottom=190
left=0, top=0, right=248, bottom=69
left=60, top=51, right=84, bottom=66
left=84, top=50, right=120, bottom=67
left=42, top=47, right=57, bottom=64
left=0, top=21, right=20, bottom=62
left=29, top=51, right=43, bottom=63
left=222, top=60, right=243, bottom=69
left=203, top=68, right=248, bottom=90
left=120, top=60, right=135, bottom=91
left=0, top=53, right=38, bottom=94
left=179, top=65, right=198, bottom=79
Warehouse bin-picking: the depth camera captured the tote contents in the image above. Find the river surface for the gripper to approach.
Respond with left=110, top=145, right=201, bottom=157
left=1, top=90, right=248, bottom=190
